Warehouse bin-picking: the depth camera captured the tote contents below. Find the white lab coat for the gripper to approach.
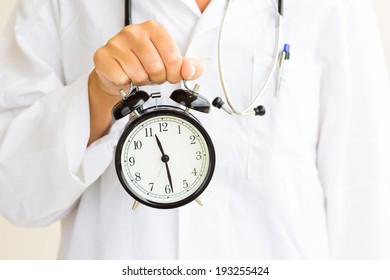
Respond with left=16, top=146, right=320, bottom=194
left=1, top=0, right=390, bottom=259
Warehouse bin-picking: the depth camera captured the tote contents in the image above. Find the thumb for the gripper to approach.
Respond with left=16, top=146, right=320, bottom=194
left=181, top=58, right=203, bottom=80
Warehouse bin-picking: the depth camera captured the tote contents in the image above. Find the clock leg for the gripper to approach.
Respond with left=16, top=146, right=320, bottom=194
left=132, top=200, right=141, bottom=211
left=195, top=197, right=203, bottom=206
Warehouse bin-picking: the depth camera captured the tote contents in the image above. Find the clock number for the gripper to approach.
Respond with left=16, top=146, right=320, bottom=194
left=191, top=168, right=198, bottom=176
left=135, top=172, right=141, bottom=181
left=190, top=135, right=196, bottom=145
left=165, top=185, right=173, bottom=194
left=178, top=125, right=182, bottom=135
left=159, top=122, right=168, bottom=132
left=149, top=182, right=154, bottom=191
left=145, top=127, right=153, bottom=137
left=128, top=157, right=136, bottom=166
left=134, top=140, right=142, bottom=150
left=196, top=151, right=202, bottom=160
left=183, top=180, right=189, bottom=189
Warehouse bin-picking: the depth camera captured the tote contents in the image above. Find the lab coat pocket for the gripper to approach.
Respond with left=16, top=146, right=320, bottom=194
left=247, top=54, right=322, bottom=180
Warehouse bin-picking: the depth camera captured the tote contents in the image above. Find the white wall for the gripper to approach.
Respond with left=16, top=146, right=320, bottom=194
left=373, top=0, right=390, bottom=72
left=0, top=0, right=390, bottom=260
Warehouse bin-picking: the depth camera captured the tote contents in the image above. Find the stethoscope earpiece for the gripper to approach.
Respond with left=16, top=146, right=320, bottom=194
left=212, top=97, right=224, bottom=109
left=212, top=97, right=266, bottom=116
left=254, top=105, right=266, bottom=116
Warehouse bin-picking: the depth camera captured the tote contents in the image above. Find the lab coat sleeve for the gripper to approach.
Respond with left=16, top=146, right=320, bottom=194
left=317, top=0, right=390, bottom=258
left=0, top=1, right=116, bottom=226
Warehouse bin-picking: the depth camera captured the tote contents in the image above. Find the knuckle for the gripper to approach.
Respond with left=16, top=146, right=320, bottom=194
left=144, top=20, right=161, bottom=31
left=151, top=77, right=165, bottom=85
left=100, top=71, right=128, bottom=88
left=105, top=37, right=121, bottom=50
left=122, top=25, right=139, bottom=38
left=164, top=49, right=181, bottom=65
left=131, top=71, right=149, bottom=85
left=103, top=70, right=129, bottom=86
left=93, top=47, right=107, bottom=67
left=167, top=75, right=182, bottom=84
left=115, top=75, right=131, bottom=87
left=147, top=61, right=165, bottom=77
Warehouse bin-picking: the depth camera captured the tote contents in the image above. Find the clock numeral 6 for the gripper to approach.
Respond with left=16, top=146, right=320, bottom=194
left=165, top=185, right=173, bottom=194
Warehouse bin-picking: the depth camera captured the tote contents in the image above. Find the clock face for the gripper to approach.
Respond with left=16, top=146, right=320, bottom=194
left=115, top=108, right=215, bottom=209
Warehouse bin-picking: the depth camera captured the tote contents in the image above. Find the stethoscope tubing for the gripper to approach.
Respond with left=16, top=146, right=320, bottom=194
left=124, top=0, right=284, bottom=116
left=217, top=0, right=283, bottom=116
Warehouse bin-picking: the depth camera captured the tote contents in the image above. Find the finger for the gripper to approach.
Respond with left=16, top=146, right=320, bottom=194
left=111, top=47, right=150, bottom=85
left=131, top=38, right=167, bottom=84
left=181, top=58, right=203, bottom=80
left=125, top=22, right=168, bottom=84
left=102, top=34, right=151, bottom=85
left=148, top=21, right=183, bottom=84
left=93, top=47, right=130, bottom=88
left=109, top=24, right=166, bottom=85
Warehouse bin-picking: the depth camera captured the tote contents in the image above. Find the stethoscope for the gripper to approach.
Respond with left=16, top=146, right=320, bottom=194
left=124, top=0, right=288, bottom=117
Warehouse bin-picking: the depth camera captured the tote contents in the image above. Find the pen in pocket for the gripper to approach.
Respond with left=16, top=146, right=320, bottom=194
left=276, top=44, right=290, bottom=95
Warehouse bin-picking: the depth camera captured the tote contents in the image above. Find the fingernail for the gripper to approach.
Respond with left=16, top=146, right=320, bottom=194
left=187, top=65, right=196, bottom=80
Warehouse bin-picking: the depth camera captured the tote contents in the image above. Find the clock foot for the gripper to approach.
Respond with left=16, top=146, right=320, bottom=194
left=132, top=201, right=141, bottom=211
left=195, top=198, right=203, bottom=206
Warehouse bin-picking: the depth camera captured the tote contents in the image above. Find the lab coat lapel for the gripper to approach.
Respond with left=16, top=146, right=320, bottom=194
left=178, top=0, right=202, bottom=15
left=189, top=0, right=275, bottom=39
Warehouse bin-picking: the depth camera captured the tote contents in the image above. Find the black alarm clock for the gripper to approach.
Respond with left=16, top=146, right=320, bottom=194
left=112, top=81, right=216, bottom=210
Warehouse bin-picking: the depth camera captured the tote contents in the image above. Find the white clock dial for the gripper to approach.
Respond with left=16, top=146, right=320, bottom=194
left=117, top=110, right=214, bottom=208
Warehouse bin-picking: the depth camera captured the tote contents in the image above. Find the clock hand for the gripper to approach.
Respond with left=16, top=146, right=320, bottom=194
left=157, top=162, right=164, bottom=177
left=165, top=161, right=174, bottom=192
left=154, top=134, right=174, bottom=192
left=154, top=134, right=166, bottom=155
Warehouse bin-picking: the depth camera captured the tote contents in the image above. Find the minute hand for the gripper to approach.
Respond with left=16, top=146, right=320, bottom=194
left=154, top=134, right=174, bottom=192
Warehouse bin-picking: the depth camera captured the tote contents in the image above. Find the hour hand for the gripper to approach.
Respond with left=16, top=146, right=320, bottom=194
left=154, top=134, right=166, bottom=156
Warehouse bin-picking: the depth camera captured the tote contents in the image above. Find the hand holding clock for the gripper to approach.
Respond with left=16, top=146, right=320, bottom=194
left=88, top=21, right=203, bottom=145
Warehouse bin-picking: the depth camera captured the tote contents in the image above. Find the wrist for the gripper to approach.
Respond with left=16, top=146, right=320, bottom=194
left=87, top=69, right=122, bottom=145
left=88, top=69, right=122, bottom=108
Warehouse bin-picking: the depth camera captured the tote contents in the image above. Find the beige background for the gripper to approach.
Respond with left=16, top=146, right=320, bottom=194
left=1, top=0, right=390, bottom=260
